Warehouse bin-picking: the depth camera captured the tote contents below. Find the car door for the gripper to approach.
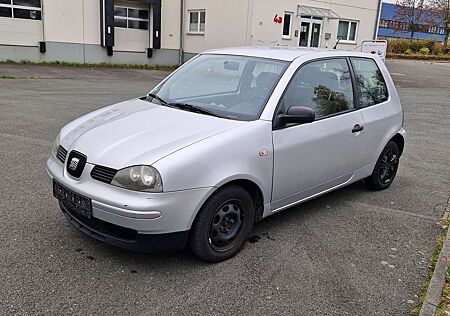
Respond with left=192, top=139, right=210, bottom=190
left=349, top=57, right=401, bottom=167
left=271, top=57, right=366, bottom=211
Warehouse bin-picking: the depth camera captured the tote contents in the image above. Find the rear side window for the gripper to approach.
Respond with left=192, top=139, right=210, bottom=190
left=281, top=58, right=354, bottom=118
left=351, top=58, right=389, bottom=107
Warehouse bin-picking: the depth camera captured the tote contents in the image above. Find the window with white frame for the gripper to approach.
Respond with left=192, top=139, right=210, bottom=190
left=337, top=20, right=358, bottom=43
left=282, top=12, right=293, bottom=39
left=114, top=6, right=149, bottom=30
left=0, top=0, right=41, bottom=20
left=188, top=10, right=205, bottom=33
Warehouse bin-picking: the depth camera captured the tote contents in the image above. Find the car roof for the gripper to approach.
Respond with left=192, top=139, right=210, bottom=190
left=202, top=46, right=374, bottom=62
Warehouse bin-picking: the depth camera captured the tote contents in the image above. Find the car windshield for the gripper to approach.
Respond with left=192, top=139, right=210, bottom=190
left=149, top=54, right=289, bottom=121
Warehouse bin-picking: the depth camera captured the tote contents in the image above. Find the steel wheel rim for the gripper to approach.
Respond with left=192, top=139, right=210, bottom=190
left=208, top=200, right=245, bottom=252
left=379, top=148, right=399, bottom=184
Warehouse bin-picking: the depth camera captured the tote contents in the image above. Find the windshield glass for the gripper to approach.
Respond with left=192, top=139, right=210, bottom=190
left=150, top=54, right=289, bottom=120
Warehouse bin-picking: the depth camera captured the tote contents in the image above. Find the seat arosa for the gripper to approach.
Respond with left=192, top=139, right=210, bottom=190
left=47, top=47, right=405, bottom=262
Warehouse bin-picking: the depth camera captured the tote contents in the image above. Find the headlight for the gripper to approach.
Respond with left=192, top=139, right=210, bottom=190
left=51, top=132, right=60, bottom=157
left=111, top=166, right=163, bottom=193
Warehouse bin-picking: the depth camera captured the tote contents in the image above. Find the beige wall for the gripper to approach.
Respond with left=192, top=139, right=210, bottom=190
left=42, top=0, right=100, bottom=45
left=182, top=0, right=380, bottom=53
left=161, top=0, right=181, bottom=50
left=182, top=0, right=250, bottom=54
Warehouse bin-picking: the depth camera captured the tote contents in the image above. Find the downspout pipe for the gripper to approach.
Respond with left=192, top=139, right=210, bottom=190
left=374, top=0, right=383, bottom=40
left=179, top=0, right=184, bottom=65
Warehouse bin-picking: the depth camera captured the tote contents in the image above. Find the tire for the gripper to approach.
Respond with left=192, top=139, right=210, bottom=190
left=365, top=141, right=400, bottom=191
left=189, top=185, right=255, bottom=263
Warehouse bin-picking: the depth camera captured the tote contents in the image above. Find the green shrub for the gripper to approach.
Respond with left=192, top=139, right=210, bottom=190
left=387, top=39, right=448, bottom=56
left=405, top=48, right=413, bottom=55
left=387, top=39, right=409, bottom=54
left=419, top=47, right=430, bottom=55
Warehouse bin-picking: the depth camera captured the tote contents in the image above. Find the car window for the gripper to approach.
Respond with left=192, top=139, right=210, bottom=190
left=350, top=58, right=389, bottom=107
left=151, top=54, right=288, bottom=121
left=250, top=62, right=285, bottom=88
left=166, top=57, right=246, bottom=100
left=281, top=58, right=354, bottom=118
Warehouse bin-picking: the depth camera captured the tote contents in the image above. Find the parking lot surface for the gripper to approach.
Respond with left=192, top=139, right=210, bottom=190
left=0, top=60, right=449, bottom=315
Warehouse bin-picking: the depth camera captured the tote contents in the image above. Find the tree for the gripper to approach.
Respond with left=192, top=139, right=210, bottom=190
left=428, top=0, right=450, bottom=46
left=393, top=0, right=430, bottom=39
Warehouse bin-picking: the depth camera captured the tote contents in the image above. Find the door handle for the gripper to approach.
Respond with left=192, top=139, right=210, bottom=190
left=352, top=124, right=364, bottom=133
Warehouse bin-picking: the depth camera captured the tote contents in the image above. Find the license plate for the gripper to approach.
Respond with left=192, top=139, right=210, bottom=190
left=53, top=180, right=92, bottom=218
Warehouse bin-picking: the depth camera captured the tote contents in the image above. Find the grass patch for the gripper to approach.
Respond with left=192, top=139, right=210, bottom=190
left=0, top=74, right=15, bottom=79
left=0, top=59, right=178, bottom=71
left=387, top=53, right=450, bottom=61
left=412, top=221, right=449, bottom=316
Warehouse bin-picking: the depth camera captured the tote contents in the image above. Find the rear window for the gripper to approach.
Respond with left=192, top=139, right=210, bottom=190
left=351, top=58, right=389, bottom=107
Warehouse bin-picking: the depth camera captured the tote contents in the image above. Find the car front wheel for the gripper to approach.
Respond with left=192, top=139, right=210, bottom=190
left=365, top=141, right=400, bottom=190
left=189, top=185, right=255, bottom=263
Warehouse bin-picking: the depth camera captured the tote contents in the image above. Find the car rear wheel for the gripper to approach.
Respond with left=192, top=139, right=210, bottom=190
left=365, top=141, right=400, bottom=190
left=189, top=185, right=254, bottom=263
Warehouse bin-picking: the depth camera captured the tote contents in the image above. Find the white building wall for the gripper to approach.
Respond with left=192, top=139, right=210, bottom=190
left=182, top=0, right=380, bottom=54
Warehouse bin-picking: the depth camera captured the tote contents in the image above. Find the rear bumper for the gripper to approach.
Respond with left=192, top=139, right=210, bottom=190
left=60, top=202, right=189, bottom=253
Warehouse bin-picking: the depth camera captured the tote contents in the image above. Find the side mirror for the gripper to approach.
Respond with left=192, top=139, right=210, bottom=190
left=278, top=106, right=315, bottom=126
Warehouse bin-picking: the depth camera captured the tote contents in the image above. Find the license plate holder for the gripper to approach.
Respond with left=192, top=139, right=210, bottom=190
left=53, top=180, right=92, bottom=218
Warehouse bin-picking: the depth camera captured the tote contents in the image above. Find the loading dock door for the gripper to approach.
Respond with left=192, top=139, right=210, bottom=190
left=113, top=1, right=150, bottom=52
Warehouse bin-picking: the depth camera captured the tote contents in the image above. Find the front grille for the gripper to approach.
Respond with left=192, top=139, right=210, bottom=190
left=56, top=145, right=68, bottom=163
left=91, top=165, right=118, bottom=184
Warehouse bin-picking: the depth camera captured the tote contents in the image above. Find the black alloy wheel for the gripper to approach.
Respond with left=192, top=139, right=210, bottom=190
left=365, top=141, right=400, bottom=190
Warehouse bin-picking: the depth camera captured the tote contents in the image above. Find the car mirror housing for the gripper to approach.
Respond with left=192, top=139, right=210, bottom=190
left=277, top=106, right=315, bottom=127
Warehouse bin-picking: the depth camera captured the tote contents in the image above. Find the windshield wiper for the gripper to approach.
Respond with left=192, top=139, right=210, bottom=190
left=168, top=102, right=222, bottom=118
left=147, top=93, right=169, bottom=105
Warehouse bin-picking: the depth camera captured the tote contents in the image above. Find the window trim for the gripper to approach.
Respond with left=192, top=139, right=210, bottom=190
left=282, top=11, right=294, bottom=39
left=349, top=56, right=390, bottom=108
left=273, top=57, right=359, bottom=130
left=187, top=9, right=206, bottom=35
left=337, top=20, right=359, bottom=44
left=0, top=0, right=42, bottom=20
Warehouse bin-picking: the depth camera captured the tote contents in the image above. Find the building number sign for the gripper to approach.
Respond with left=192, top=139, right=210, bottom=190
left=273, top=14, right=283, bottom=24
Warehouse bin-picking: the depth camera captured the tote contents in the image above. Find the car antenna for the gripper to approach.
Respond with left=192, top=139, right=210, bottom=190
left=333, top=38, right=340, bottom=50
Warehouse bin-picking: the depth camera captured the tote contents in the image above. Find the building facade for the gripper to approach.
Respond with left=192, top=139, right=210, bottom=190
left=377, top=3, right=446, bottom=42
left=0, top=0, right=382, bottom=65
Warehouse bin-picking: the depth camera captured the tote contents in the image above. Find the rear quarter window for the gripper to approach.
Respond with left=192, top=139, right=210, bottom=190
left=350, top=58, right=389, bottom=107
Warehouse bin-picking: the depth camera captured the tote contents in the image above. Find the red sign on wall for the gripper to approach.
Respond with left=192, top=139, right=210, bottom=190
left=273, top=14, right=283, bottom=24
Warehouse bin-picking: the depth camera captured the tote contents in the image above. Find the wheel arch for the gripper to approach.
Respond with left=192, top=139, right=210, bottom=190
left=189, top=178, right=266, bottom=230
left=390, top=133, right=405, bottom=156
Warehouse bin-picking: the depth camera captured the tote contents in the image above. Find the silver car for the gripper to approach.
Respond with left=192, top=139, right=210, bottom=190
left=47, top=47, right=406, bottom=262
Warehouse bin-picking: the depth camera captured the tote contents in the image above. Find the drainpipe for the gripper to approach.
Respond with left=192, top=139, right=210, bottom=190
left=178, top=0, right=184, bottom=64
left=374, top=0, right=383, bottom=40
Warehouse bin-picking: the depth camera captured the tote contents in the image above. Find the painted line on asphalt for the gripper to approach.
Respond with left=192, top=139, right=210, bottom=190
left=391, top=73, right=406, bottom=76
left=351, top=201, right=439, bottom=222
left=0, top=132, right=52, bottom=146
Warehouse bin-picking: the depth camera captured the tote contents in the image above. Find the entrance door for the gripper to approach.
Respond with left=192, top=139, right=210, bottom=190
left=299, top=16, right=323, bottom=48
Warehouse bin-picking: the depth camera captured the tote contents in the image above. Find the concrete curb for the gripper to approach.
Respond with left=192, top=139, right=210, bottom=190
left=419, top=198, right=450, bottom=316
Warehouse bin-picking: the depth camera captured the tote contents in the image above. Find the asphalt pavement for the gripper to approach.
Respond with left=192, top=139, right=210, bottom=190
left=0, top=59, right=449, bottom=315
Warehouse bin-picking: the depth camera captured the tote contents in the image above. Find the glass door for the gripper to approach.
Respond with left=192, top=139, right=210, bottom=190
left=311, top=22, right=321, bottom=47
left=299, top=16, right=323, bottom=48
left=299, top=22, right=310, bottom=47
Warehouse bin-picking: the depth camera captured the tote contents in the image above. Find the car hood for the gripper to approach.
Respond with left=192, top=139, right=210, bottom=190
left=61, top=98, right=245, bottom=169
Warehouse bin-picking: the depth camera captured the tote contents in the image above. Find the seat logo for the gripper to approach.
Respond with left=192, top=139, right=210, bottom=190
left=69, top=157, right=80, bottom=171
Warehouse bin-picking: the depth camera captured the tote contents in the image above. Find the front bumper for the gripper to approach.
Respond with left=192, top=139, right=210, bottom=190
left=47, top=154, right=214, bottom=237
left=59, top=202, right=189, bottom=253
